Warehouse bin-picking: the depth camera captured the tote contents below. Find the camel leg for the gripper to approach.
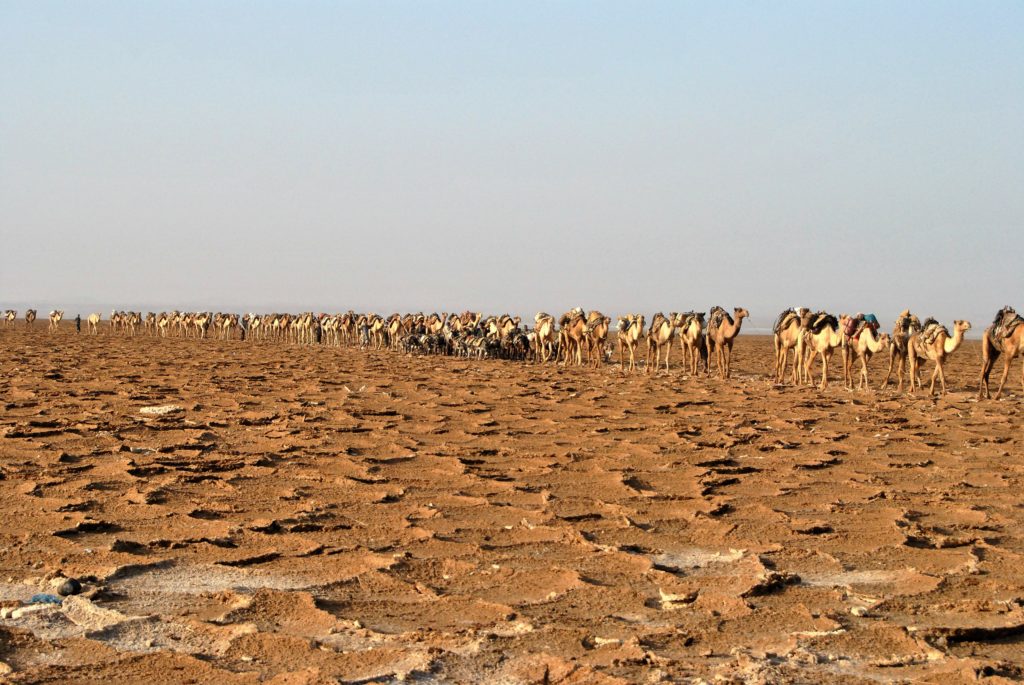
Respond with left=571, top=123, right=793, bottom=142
left=881, top=348, right=896, bottom=389
left=995, top=356, right=1012, bottom=400
left=773, top=336, right=781, bottom=380
left=979, top=344, right=995, bottom=399
left=819, top=352, right=829, bottom=390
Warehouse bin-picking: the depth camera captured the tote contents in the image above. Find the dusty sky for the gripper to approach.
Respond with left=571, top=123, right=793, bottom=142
left=2, top=2, right=1022, bottom=330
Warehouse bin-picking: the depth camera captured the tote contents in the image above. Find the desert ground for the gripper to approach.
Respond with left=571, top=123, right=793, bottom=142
left=1, top=324, right=1022, bottom=684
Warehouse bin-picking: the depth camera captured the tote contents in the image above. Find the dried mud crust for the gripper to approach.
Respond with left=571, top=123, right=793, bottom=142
left=0, top=328, right=1022, bottom=683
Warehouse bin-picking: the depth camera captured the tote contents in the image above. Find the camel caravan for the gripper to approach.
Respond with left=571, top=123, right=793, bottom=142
left=769, top=307, right=980, bottom=395
left=6, top=302, right=1024, bottom=398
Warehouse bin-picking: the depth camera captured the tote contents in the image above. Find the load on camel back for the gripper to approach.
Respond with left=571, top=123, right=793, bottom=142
left=772, top=307, right=809, bottom=335
left=842, top=313, right=880, bottom=342
left=920, top=317, right=949, bottom=345
left=990, top=306, right=1024, bottom=350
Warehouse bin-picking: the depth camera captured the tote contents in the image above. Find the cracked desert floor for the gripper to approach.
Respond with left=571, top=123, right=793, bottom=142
left=1, top=327, right=1022, bottom=684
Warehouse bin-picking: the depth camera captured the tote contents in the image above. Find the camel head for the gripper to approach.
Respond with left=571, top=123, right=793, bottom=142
left=734, top=308, right=749, bottom=320
left=954, top=320, right=972, bottom=335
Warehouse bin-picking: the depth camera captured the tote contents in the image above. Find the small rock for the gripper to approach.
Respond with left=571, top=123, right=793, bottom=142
left=850, top=606, right=868, bottom=617
left=139, top=405, right=184, bottom=416
left=11, top=603, right=56, bottom=619
left=56, top=578, right=82, bottom=596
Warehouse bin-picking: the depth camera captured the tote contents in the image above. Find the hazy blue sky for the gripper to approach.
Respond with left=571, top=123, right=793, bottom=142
left=2, top=2, right=1022, bottom=328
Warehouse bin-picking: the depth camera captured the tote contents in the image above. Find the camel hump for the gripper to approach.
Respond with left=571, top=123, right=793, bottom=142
left=921, top=319, right=948, bottom=344
left=990, top=307, right=1022, bottom=339
left=810, top=312, right=836, bottom=333
left=773, top=309, right=796, bottom=334
left=708, top=306, right=732, bottom=329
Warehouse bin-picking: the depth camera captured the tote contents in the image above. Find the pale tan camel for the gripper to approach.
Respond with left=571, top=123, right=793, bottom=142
left=908, top=319, right=971, bottom=395
left=24, top=309, right=37, bottom=327
left=645, top=312, right=676, bottom=373
left=706, top=307, right=748, bottom=379
left=772, top=308, right=806, bottom=384
left=3, top=310, right=15, bottom=327
left=387, top=314, right=403, bottom=350
left=881, top=311, right=923, bottom=391
left=980, top=307, right=1024, bottom=399
left=533, top=312, right=557, bottom=363
left=48, top=310, right=64, bottom=333
left=802, top=313, right=845, bottom=390
left=583, top=312, right=611, bottom=368
left=617, top=314, right=645, bottom=372
left=367, top=315, right=386, bottom=349
left=793, top=310, right=817, bottom=385
left=87, top=312, right=102, bottom=335
left=845, top=327, right=890, bottom=390
left=558, top=309, right=588, bottom=365
left=673, top=312, right=707, bottom=375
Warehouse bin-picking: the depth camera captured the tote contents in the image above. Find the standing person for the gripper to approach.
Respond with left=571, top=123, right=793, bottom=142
left=75, top=314, right=81, bottom=334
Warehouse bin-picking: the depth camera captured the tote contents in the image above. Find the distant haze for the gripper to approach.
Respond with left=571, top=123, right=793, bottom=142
left=2, top=2, right=1022, bottom=334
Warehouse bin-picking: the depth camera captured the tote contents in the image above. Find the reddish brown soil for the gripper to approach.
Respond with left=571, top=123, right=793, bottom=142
left=1, top=325, right=1022, bottom=683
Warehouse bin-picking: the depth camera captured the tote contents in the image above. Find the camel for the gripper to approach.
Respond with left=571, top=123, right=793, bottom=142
left=24, top=309, right=37, bottom=327
left=801, top=312, right=844, bottom=390
left=583, top=312, right=611, bottom=368
left=673, top=312, right=707, bottom=375
left=839, top=314, right=882, bottom=388
left=907, top=319, right=971, bottom=395
left=557, top=308, right=588, bottom=365
left=48, top=310, right=64, bottom=333
left=880, top=311, right=923, bottom=392
left=617, top=314, right=645, bottom=372
left=87, top=312, right=102, bottom=335
left=706, top=307, right=748, bottom=379
left=980, top=306, right=1024, bottom=399
left=425, top=313, right=446, bottom=337
left=645, top=312, right=676, bottom=373
left=4, top=310, right=15, bottom=327
left=387, top=314, right=403, bottom=350
left=845, top=326, right=890, bottom=390
left=771, top=308, right=807, bottom=383
left=533, top=312, right=557, bottom=363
